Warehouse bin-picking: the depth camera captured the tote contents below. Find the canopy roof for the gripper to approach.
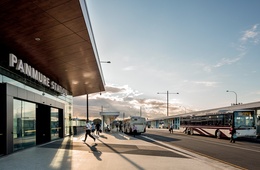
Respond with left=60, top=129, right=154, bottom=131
left=0, top=0, right=105, bottom=96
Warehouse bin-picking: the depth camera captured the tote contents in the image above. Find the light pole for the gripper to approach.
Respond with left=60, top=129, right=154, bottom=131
left=100, top=61, right=111, bottom=63
left=226, top=90, right=237, bottom=105
left=98, top=60, right=111, bottom=120
left=86, top=94, right=89, bottom=123
left=157, top=91, right=179, bottom=116
left=139, top=106, right=147, bottom=117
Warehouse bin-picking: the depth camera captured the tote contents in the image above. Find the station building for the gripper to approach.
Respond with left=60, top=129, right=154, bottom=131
left=0, top=0, right=105, bottom=155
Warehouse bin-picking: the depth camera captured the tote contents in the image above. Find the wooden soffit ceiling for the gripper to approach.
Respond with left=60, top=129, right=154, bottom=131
left=0, top=0, right=105, bottom=96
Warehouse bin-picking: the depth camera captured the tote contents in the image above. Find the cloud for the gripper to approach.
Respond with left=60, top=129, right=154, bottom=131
left=73, top=84, right=188, bottom=120
left=104, top=84, right=143, bottom=97
left=200, top=56, right=242, bottom=73
left=105, top=85, right=125, bottom=93
left=240, top=24, right=259, bottom=44
left=201, top=56, right=242, bottom=73
left=123, top=66, right=136, bottom=71
left=213, top=57, right=241, bottom=68
left=202, top=65, right=212, bottom=73
left=194, top=81, right=218, bottom=87
left=201, top=24, right=259, bottom=73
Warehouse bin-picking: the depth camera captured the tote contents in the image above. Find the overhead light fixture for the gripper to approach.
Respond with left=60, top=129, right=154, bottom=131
left=72, top=81, right=79, bottom=85
left=35, top=37, right=41, bottom=41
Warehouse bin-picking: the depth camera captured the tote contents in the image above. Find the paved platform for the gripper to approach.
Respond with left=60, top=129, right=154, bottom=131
left=0, top=132, right=240, bottom=170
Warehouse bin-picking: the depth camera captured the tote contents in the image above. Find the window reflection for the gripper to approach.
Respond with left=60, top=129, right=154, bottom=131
left=234, top=111, right=255, bottom=128
left=1, top=73, right=72, bottom=136
left=13, top=99, right=36, bottom=151
left=51, top=108, right=60, bottom=140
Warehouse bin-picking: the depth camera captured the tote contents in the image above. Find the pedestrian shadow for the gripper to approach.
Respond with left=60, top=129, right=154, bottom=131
left=98, top=134, right=108, bottom=139
left=85, top=143, right=102, bottom=161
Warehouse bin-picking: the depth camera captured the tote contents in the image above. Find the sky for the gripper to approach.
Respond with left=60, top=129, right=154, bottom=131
left=73, top=0, right=260, bottom=120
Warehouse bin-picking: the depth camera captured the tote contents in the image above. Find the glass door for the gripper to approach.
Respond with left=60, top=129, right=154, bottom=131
left=51, top=108, right=60, bottom=140
left=13, top=99, right=36, bottom=151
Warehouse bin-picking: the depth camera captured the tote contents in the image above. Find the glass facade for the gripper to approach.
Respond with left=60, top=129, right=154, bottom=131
left=0, top=70, right=74, bottom=153
left=65, top=103, right=73, bottom=136
left=0, top=73, right=73, bottom=136
left=51, top=108, right=60, bottom=140
left=13, top=99, right=36, bottom=151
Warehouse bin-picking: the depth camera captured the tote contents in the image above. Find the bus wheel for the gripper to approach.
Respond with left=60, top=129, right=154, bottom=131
left=216, top=130, right=221, bottom=139
left=186, top=128, right=191, bottom=135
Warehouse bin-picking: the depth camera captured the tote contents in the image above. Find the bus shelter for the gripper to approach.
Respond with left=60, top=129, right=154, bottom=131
left=100, top=112, right=120, bottom=132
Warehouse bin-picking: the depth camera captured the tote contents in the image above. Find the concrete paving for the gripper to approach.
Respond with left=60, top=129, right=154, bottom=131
left=0, top=131, right=240, bottom=170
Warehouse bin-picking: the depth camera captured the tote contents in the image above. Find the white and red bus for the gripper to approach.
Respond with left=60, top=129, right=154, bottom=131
left=180, top=110, right=256, bottom=139
left=123, top=116, right=146, bottom=134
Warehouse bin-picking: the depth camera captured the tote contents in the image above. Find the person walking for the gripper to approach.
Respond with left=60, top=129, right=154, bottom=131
left=229, top=125, right=236, bottom=143
left=119, top=122, right=123, bottom=132
left=169, top=124, right=173, bottom=133
left=95, top=123, right=101, bottom=135
left=83, top=121, right=95, bottom=143
left=91, top=123, right=95, bottom=134
left=116, top=123, right=119, bottom=132
left=132, top=124, right=137, bottom=137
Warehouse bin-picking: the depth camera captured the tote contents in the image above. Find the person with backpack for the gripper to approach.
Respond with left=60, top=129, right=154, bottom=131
left=82, top=121, right=95, bottom=143
left=169, top=124, right=173, bottom=133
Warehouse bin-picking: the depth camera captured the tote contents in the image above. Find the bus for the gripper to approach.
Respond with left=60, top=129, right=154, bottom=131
left=180, top=110, right=256, bottom=139
left=123, top=116, right=146, bottom=134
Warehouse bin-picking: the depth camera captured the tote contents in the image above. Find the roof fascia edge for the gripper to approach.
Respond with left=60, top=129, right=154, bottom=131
left=79, top=0, right=105, bottom=90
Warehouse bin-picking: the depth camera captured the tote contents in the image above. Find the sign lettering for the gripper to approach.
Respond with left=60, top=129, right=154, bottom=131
left=9, top=53, right=67, bottom=95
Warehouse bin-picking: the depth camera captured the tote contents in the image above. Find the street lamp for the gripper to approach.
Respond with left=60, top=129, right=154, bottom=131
left=100, top=61, right=111, bottom=63
left=139, top=106, right=147, bottom=117
left=86, top=94, right=89, bottom=122
left=98, top=60, right=111, bottom=113
left=157, top=91, right=179, bottom=116
left=226, top=90, right=237, bottom=105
